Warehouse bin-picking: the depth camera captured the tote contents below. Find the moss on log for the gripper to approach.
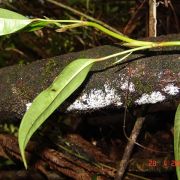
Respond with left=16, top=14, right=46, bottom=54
left=0, top=34, right=179, bottom=120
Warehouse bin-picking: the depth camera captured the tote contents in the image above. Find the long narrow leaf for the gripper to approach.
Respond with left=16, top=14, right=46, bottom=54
left=18, top=58, right=96, bottom=168
left=25, top=21, right=52, bottom=32
left=0, top=8, right=32, bottom=35
left=174, top=104, right=180, bottom=179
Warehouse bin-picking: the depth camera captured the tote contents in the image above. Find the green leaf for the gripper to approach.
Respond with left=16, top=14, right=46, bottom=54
left=174, top=104, right=180, bottom=179
left=25, top=21, right=51, bottom=32
left=0, top=8, right=32, bottom=35
left=18, top=58, right=96, bottom=168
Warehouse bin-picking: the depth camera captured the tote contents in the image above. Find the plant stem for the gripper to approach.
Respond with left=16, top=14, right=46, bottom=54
left=55, top=23, right=87, bottom=32
left=96, top=46, right=152, bottom=62
left=34, top=19, right=180, bottom=47
left=39, top=19, right=154, bottom=46
left=85, top=22, right=180, bottom=47
left=84, top=22, right=155, bottom=46
left=46, top=0, right=122, bottom=34
left=34, top=18, right=82, bottom=23
left=157, top=41, right=180, bottom=47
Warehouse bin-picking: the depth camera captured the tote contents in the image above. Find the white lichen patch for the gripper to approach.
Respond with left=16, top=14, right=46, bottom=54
left=26, top=102, right=32, bottom=111
left=135, top=91, right=166, bottom=105
left=118, top=75, right=135, bottom=92
left=120, top=80, right=135, bottom=92
left=163, top=84, right=179, bottom=95
left=157, top=72, right=163, bottom=79
left=67, top=83, right=122, bottom=111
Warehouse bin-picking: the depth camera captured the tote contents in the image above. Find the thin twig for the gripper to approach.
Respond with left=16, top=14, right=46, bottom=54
left=115, top=117, right=145, bottom=180
left=149, top=0, right=157, bottom=37
left=46, top=0, right=122, bottom=35
left=123, top=0, right=147, bottom=35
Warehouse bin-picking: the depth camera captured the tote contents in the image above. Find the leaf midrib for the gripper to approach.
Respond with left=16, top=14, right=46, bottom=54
left=21, top=59, right=94, bottom=149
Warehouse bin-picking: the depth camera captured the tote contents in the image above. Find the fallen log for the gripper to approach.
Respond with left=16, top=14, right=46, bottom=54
left=0, top=34, right=179, bottom=121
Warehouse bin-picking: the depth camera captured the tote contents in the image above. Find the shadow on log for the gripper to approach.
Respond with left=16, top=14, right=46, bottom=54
left=0, top=34, right=179, bottom=121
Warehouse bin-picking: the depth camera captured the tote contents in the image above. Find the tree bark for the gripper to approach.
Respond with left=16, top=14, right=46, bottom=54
left=0, top=34, right=179, bottom=121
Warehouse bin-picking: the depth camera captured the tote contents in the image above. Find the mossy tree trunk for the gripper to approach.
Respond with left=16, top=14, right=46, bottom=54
left=0, top=34, right=179, bottom=121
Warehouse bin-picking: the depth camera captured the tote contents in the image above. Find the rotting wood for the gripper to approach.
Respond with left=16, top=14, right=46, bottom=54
left=0, top=133, right=116, bottom=179
left=0, top=133, right=175, bottom=179
left=0, top=34, right=179, bottom=121
left=0, top=170, right=45, bottom=179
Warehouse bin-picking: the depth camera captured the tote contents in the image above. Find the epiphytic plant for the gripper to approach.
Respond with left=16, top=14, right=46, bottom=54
left=0, top=8, right=179, bottom=176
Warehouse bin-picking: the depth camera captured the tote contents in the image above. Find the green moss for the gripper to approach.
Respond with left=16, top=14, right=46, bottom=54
left=43, top=59, right=58, bottom=77
left=132, top=77, right=153, bottom=95
left=125, top=97, right=133, bottom=107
